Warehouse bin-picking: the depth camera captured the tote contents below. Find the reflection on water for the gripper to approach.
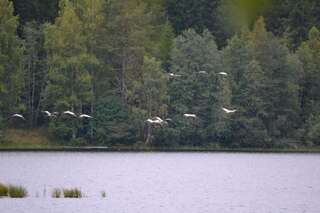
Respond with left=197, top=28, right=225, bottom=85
left=0, top=152, right=320, bottom=213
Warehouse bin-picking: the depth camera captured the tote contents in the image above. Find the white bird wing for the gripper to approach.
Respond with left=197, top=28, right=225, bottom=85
left=218, top=72, right=228, bottom=76
left=169, top=73, right=181, bottom=77
left=222, top=107, right=236, bottom=113
left=80, top=114, right=93, bottom=118
left=184, top=114, right=197, bottom=118
left=146, top=119, right=154, bottom=123
left=153, top=116, right=163, bottom=122
left=12, top=114, right=25, bottom=120
left=42, top=111, right=51, bottom=116
left=199, top=71, right=208, bottom=74
left=63, top=111, right=76, bottom=117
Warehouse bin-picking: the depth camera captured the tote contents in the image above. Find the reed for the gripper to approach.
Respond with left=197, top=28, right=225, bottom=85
left=8, top=185, right=27, bottom=198
left=51, top=188, right=62, bottom=198
left=101, top=190, right=106, bottom=198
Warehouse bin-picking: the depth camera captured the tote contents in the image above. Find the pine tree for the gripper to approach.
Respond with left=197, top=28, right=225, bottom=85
left=156, top=21, right=175, bottom=69
left=169, top=29, right=227, bottom=145
left=249, top=17, right=300, bottom=143
left=104, top=0, right=154, bottom=107
left=297, top=27, right=320, bottom=145
left=222, top=33, right=252, bottom=105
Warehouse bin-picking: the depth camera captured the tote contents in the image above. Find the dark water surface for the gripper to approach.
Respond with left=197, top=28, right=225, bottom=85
left=0, top=152, right=320, bottom=213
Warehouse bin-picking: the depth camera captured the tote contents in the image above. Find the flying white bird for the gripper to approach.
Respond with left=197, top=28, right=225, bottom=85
left=183, top=114, right=197, bottom=118
left=146, top=119, right=162, bottom=125
left=198, top=71, right=208, bottom=75
left=222, top=107, right=237, bottom=114
left=218, top=72, right=228, bottom=76
left=79, top=114, right=93, bottom=119
left=153, top=116, right=163, bottom=122
left=11, top=114, right=25, bottom=120
left=63, top=111, right=77, bottom=117
left=169, top=73, right=182, bottom=78
left=42, top=111, right=52, bottom=117
left=52, top=112, right=59, bottom=117
left=146, top=117, right=166, bottom=126
left=165, top=118, right=173, bottom=122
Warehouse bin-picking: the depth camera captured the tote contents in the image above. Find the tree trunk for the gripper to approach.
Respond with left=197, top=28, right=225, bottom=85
left=31, top=67, right=36, bottom=127
left=71, top=69, right=76, bottom=140
left=120, top=49, right=128, bottom=107
left=145, top=122, right=152, bottom=145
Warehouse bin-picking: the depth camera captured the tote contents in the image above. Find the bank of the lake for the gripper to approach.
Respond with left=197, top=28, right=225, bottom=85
left=1, top=146, right=320, bottom=153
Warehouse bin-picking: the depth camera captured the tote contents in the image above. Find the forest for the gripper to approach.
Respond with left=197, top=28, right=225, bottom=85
left=1, top=0, right=320, bottom=148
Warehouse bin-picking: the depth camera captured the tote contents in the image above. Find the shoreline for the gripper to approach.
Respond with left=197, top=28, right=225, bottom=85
left=1, top=146, right=320, bottom=153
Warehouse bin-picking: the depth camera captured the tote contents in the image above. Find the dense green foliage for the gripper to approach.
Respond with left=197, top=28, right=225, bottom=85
left=1, top=0, right=320, bottom=148
left=8, top=185, right=27, bottom=198
left=0, top=182, right=8, bottom=196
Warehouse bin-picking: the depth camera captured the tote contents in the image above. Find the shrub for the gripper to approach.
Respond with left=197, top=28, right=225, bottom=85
left=0, top=183, right=8, bottom=197
left=8, top=185, right=27, bottom=198
left=63, top=188, right=83, bottom=198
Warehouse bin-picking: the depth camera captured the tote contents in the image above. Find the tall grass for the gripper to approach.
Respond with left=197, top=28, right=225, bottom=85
left=8, top=185, right=27, bottom=198
left=101, top=190, right=106, bottom=198
left=0, top=183, right=8, bottom=197
left=51, top=188, right=62, bottom=198
left=63, top=188, right=83, bottom=198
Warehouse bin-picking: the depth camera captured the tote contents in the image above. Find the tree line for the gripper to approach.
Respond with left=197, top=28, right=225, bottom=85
left=1, top=0, right=320, bottom=148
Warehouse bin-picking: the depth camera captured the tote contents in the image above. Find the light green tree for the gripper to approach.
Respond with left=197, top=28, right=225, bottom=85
left=0, top=0, right=24, bottom=116
left=44, top=1, right=98, bottom=140
left=44, top=1, right=96, bottom=112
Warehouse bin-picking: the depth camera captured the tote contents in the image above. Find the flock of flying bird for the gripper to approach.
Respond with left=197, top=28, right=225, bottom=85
left=10, top=71, right=236, bottom=126
left=146, top=71, right=237, bottom=126
left=10, top=111, right=93, bottom=121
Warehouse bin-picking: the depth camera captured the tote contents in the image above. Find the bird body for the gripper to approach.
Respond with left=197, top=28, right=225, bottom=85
left=153, top=116, right=163, bottom=122
left=146, top=116, right=166, bottom=125
left=218, top=72, right=228, bottom=76
left=169, top=73, right=181, bottom=78
left=198, top=70, right=208, bottom=75
left=183, top=114, right=197, bottom=118
left=42, top=111, right=52, bottom=117
left=222, top=107, right=237, bottom=114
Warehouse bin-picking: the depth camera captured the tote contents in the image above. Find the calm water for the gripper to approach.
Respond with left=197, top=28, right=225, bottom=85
left=0, top=152, right=320, bottom=213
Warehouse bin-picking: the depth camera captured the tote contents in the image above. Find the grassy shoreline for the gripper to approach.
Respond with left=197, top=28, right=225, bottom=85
left=1, top=146, right=320, bottom=153
left=1, top=129, right=320, bottom=153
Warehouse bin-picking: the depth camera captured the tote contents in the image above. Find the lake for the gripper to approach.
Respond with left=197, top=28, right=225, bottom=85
left=0, top=152, right=320, bottom=213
